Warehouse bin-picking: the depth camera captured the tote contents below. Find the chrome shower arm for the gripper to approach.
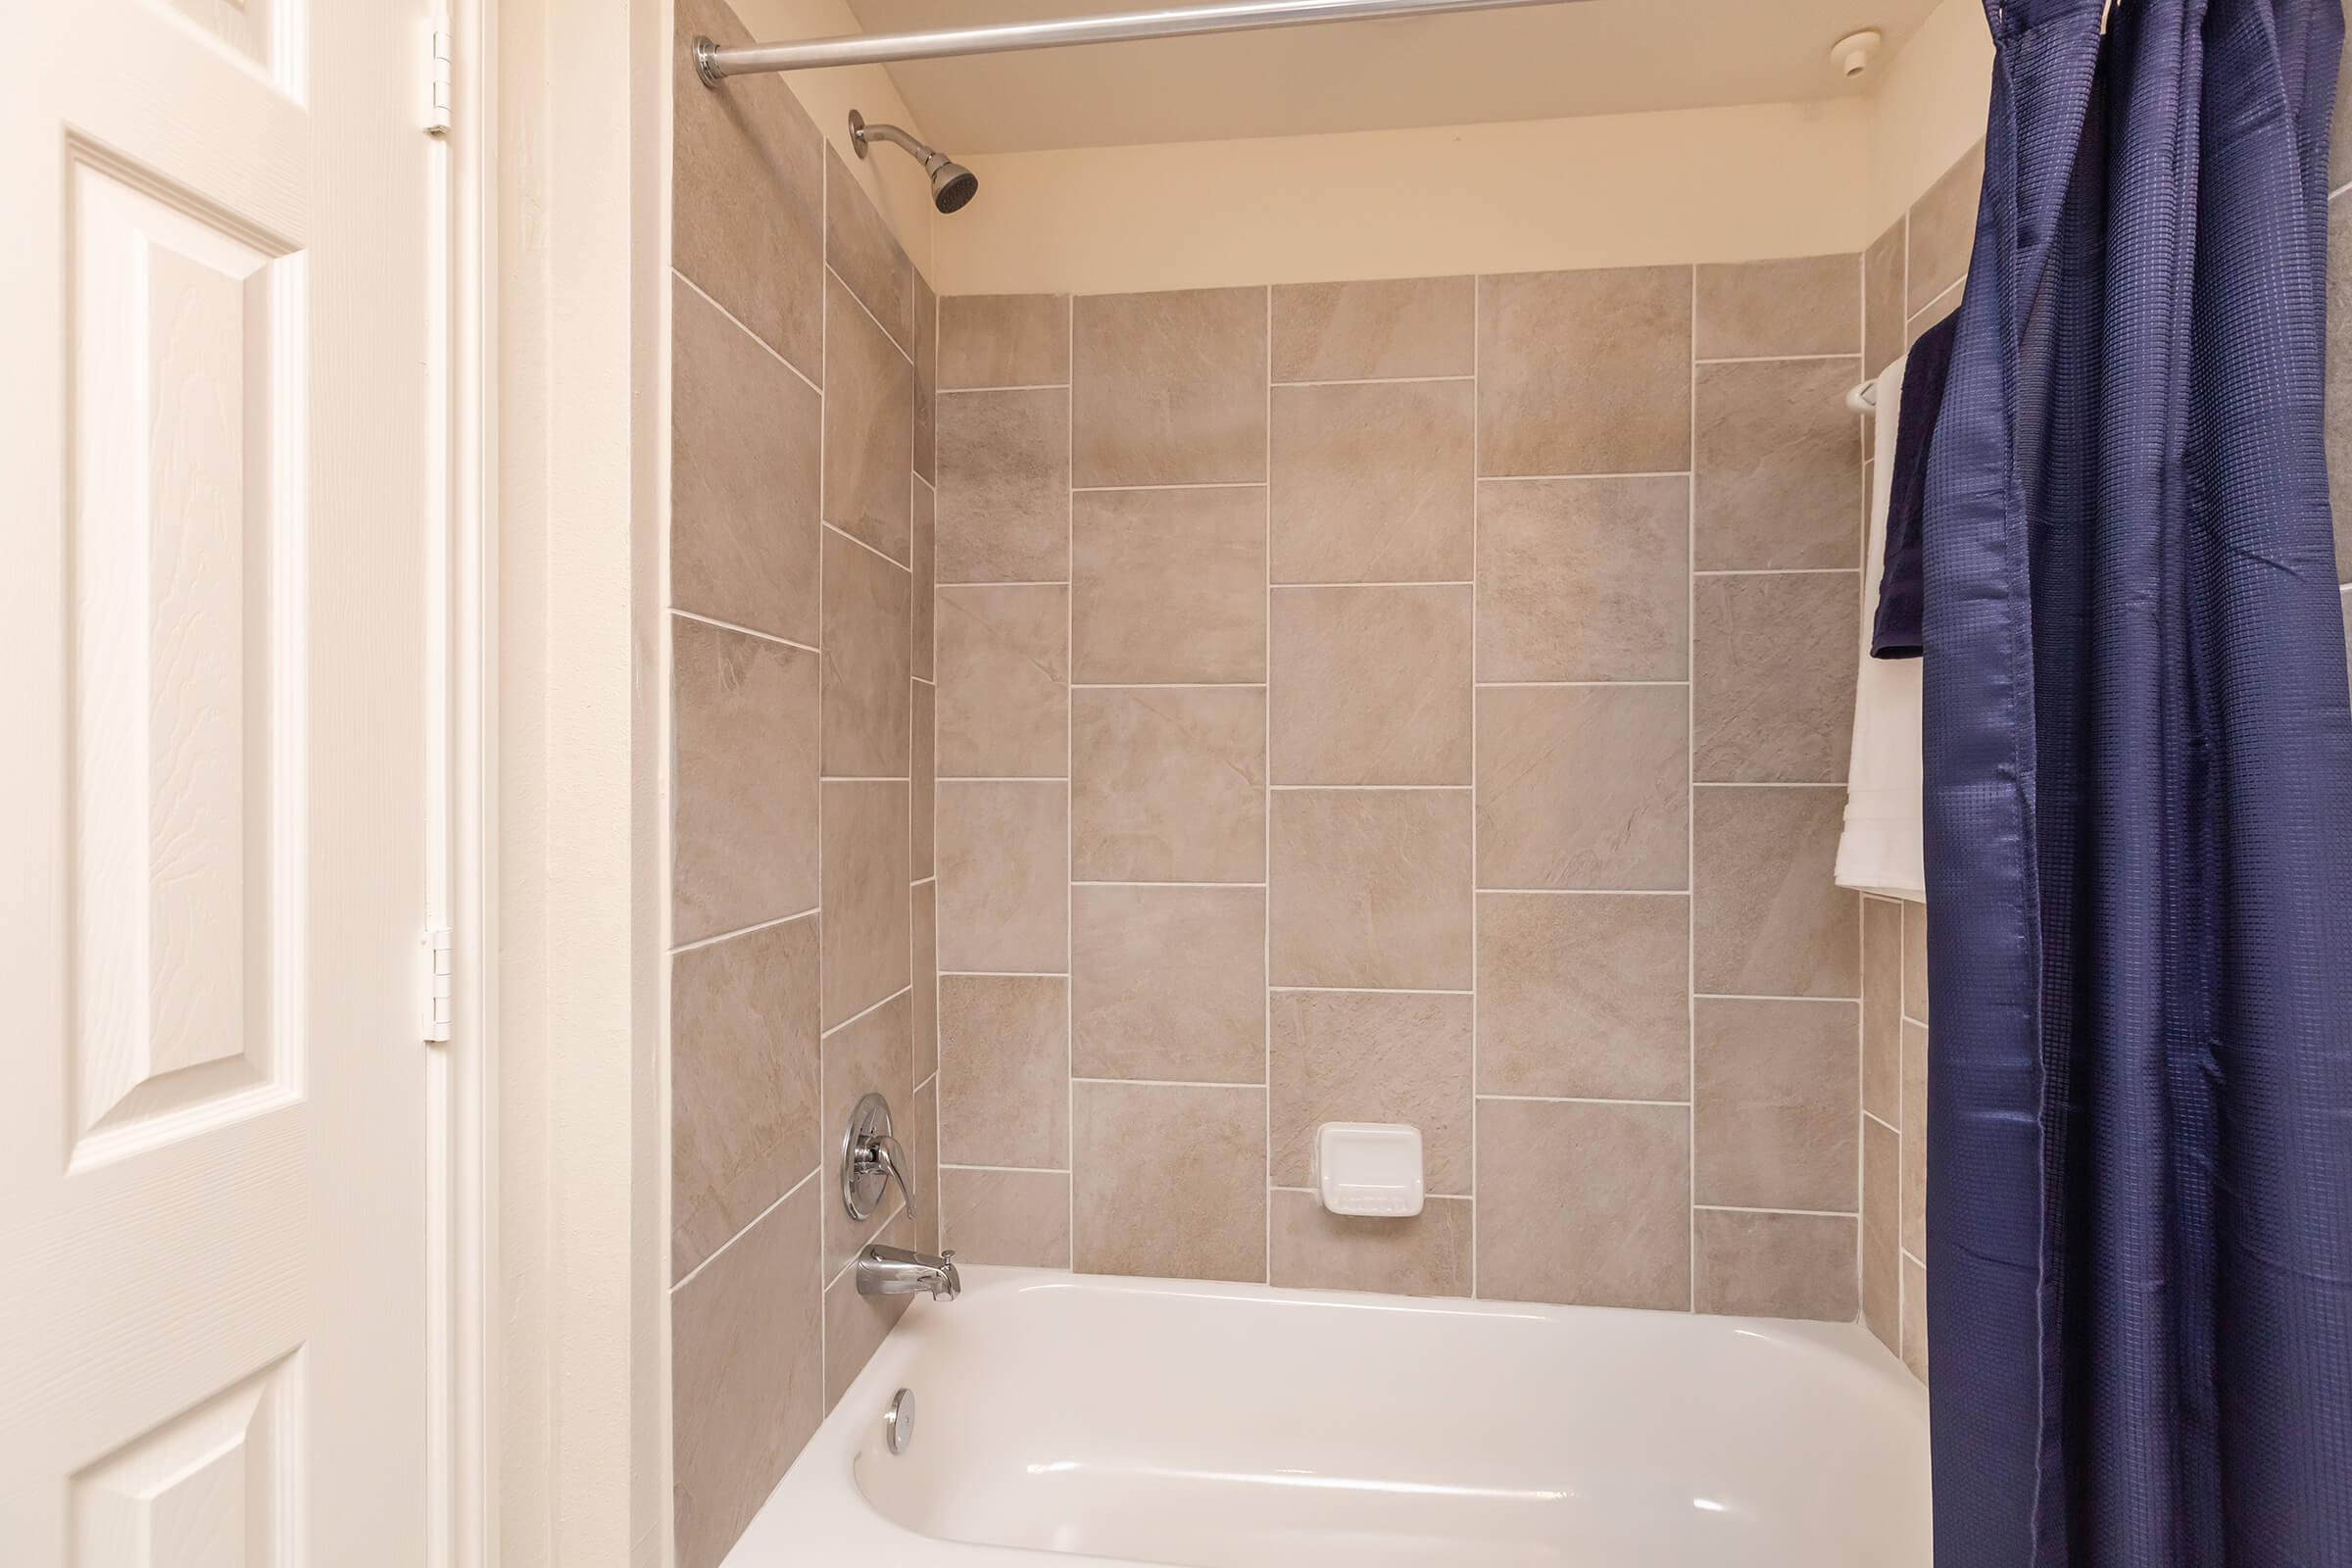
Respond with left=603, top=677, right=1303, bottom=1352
left=853, top=121, right=931, bottom=164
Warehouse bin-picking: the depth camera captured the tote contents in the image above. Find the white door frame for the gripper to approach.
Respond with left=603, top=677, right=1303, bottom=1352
left=474, top=0, right=675, bottom=1562
left=432, top=0, right=497, bottom=1559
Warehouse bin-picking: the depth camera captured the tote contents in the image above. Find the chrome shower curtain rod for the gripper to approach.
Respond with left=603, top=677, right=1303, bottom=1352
left=695, top=0, right=1585, bottom=83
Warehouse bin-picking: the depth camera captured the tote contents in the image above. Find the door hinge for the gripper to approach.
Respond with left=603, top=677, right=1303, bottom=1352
left=423, top=926, right=454, bottom=1043
left=426, top=28, right=454, bottom=136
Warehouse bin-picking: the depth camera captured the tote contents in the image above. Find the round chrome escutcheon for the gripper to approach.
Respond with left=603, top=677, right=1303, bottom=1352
left=884, top=1388, right=917, bottom=1456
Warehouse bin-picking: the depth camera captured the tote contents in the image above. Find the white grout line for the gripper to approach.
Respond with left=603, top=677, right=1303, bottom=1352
left=814, top=192, right=832, bottom=1386
left=1073, top=879, right=1266, bottom=889
left=1476, top=678, right=1688, bottom=689
left=1886, top=201, right=1914, bottom=1348
left=1685, top=266, right=1700, bottom=1315
left=1469, top=281, right=1484, bottom=1303
left=672, top=1163, right=822, bottom=1296
left=1692, top=566, right=1861, bottom=577
left=1697, top=992, right=1861, bottom=1004
left=1854, top=247, right=1868, bottom=362
left=1692, top=353, right=1861, bottom=366
left=672, top=268, right=822, bottom=398
left=1268, top=373, right=1475, bottom=387
left=826, top=260, right=914, bottom=368
left=658, top=206, right=679, bottom=1365
left=1069, top=681, right=1263, bottom=690
left=937, top=578, right=1069, bottom=589
left=1476, top=1093, right=1691, bottom=1107
left=940, top=969, right=1068, bottom=980
left=669, top=905, right=818, bottom=957
left=823, top=1197, right=910, bottom=1296
left=822, top=517, right=913, bottom=575
left=1896, top=213, right=1916, bottom=1354
left=1273, top=984, right=1474, bottom=997
left=1899, top=210, right=1911, bottom=389
left=821, top=985, right=914, bottom=1041
left=1269, top=579, right=1475, bottom=590
left=1478, top=469, right=1693, bottom=484
left=1696, top=1203, right=1860, bottom=1219
left=1905, top=273, right=1965, bottom=334
left=1478, top=886, right=1690, bottom=897
left=1865, top=1107, right=1899, bottom=1136
left=1075, top=1076, right=1270, bottom=1091
left=1851, top=385, right=1871, bottom=1326
left=917, top=283, right=936, bottom=1245
left=1070, top=481, right=1265, bottom=494
left=942, top=1162, right=1070, bottom=1176
left=669, top=607, right=820, bottom=657
left=935, top=776, right=1067, bottom=784
left=938, top=381, right=1068, bottom=394
left=1262, top=284, right=1276, bottom=1288
left=1066, top=291, right=1079, bottom=1271
left=1271, top=1185, right=1474, bottom=1200
left=1267, top=783, right=1469, bottom=792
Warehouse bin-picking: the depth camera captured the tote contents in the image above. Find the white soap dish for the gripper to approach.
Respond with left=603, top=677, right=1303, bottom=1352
left=1312, top=1122, right=1425, bottom=1218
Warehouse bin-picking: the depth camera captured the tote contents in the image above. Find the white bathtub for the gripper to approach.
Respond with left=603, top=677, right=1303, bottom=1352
left=725, top=1266, right=1931, bottom=1567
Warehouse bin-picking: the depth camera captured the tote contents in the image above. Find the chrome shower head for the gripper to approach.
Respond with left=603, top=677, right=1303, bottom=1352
left=850, top=110, right=979, bottom=215
left=929, top=159, right=980, bottom=216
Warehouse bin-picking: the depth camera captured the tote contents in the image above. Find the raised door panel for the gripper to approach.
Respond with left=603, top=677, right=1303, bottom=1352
left=67, top=148, right=305, bottom=1170
left=71, top=1356, right=299, bottom=1568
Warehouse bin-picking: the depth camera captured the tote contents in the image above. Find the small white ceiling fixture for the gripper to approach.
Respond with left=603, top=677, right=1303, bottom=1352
left=1831, top=28, right=1886, bottom=79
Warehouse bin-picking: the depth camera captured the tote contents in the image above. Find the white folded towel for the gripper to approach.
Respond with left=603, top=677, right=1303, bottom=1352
left=1835, top=355, right=1928, bottom=903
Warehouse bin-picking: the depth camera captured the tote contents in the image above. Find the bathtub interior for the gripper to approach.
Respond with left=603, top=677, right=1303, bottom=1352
left=838, top=1270, right=1930, bottom=1568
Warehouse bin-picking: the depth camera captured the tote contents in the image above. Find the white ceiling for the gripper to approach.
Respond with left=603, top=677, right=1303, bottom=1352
left=843, top=0, right=1944, bottom=154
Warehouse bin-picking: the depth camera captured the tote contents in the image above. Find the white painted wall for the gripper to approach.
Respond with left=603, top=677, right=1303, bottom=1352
left=493, top=0, right=669, bottom=1561
left=897, top=0, right=1992, bottom=300
left=1866, top=0, right=1996, bottom=235
left=933, top=99, right=1874, bottom=296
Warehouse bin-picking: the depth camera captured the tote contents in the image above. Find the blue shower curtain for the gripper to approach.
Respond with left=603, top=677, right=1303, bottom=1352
left=1922, top=0, right=2352, bottom=1561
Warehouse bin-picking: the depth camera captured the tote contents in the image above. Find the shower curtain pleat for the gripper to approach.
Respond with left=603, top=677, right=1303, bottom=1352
left=1923, top=0, right=2352, bottom=1562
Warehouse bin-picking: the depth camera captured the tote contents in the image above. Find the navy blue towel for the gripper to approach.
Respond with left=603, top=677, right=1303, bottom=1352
left=1871, top=310, right=1957, bottom=660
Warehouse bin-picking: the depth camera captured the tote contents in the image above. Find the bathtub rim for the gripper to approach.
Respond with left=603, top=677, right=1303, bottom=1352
left=719, top=1264, right=1927, bottom=1567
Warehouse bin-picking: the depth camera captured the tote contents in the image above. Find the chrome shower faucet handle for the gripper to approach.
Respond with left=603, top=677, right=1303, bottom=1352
left=841, top=1091, right=917, bottom=1222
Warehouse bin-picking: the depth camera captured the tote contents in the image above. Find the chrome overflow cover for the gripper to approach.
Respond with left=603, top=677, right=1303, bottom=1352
left=884, top=1388, right=917, bottom=1456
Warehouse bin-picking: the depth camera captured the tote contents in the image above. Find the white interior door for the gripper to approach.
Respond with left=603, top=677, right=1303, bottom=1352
left=0, top=0, right=440, bottom=1560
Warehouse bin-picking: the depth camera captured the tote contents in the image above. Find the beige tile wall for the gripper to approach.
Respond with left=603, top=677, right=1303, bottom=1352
left=1848, top=139, right=1995, bottom=1390
left=1860, top=896, right=1931, bottom=1384
left=930, top=241, right=1875, bottom=1318
left=666, top=2, right=939, bottom=1561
